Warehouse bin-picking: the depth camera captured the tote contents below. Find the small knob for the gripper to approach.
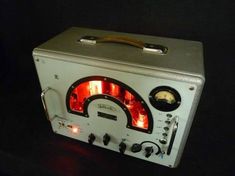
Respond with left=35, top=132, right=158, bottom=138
left=131, top=143, right=142, bottom=153
left=165, top=120, right=171, bottom=125
left=163, top=127, right=169, bottom=131
left=88, top=133, right=96, bottom=144
left=162, top=133, right=168, bottom=137
left=145, top=146, right=154, bottom=158
left=159, top=139, right=167, bottom=144
left=103, top=133, right=111, bottom=146
left=119, top=142, right=127, bottom=154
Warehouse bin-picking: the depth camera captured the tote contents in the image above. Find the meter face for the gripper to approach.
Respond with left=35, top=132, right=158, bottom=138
left=149, top=86, right=181, bottom=112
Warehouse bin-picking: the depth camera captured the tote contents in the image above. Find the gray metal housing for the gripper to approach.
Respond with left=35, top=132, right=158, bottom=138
left=33, top=27, right=205, bottom=167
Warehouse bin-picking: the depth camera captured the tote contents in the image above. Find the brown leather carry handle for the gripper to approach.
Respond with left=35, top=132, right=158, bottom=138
left=79, top=35, right=168, bottom=54
left=97, top=35, right=145, bottom=49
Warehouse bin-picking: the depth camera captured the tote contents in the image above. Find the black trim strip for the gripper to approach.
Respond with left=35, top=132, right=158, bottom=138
left=97, top=111, right=117, bottom=121
left=167, top=120, right=178, bottom=155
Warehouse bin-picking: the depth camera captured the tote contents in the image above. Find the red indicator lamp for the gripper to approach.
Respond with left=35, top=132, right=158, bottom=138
left=67, top=124, right=79, bottom=134
left=72, top=127, right=79, bottom=133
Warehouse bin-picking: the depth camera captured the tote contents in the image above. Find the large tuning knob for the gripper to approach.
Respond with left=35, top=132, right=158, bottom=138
left=145, top=146, right=154, bottom=158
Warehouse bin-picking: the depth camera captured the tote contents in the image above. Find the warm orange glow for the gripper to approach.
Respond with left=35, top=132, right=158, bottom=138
left=70, top=82, right=90, bottom=112
left=125, top=91, right=134, bottom=101
left=110, top=83, right=120, bottom=97
left=136, top=115, right=145, bottom=128
left=132, top=110, right=148, bottom=129
left=124, top=91, right=135, bottom=109
left=72, top=127, right=79, bottom=133
left=89, top=81, right=103, bottom=95
left=69, top=78, right=149, bottom=130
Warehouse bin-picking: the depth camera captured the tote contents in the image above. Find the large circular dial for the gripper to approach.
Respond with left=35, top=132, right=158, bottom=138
left=149, top=86, right=181, bottom=111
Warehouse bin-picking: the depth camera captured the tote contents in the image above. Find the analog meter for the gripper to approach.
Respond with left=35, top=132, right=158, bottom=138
left=149, top=86, right=181, bottom=111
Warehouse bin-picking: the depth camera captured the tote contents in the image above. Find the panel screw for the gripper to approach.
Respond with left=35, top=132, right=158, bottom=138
left=54, top=74, right=59, bottom=80
left=189, top=87, right=194, bottom=91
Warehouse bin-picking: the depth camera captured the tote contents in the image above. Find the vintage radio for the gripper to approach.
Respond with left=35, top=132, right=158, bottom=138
left=33, top=27, right=205, bottom=168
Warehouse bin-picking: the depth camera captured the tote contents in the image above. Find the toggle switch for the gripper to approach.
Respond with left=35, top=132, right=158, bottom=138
left=88, top=133, right=96, bottom=144
left=119, top=142, right=127, bottom=154
left=103, top=133, right=111, bottom=146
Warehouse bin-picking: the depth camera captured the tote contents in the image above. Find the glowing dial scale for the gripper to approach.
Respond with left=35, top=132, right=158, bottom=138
left=67, top=76, right=153, bottom=132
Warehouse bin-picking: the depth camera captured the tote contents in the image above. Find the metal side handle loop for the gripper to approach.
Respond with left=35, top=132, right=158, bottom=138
left=79, top=35, right=168, bottom=54
left=41, top=87, right=52, bottom=121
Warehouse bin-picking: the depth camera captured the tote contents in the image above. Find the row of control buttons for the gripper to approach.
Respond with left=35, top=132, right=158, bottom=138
left=88, top=133, right=127, bottom=154
left=159, top=114, right=173, bottom=144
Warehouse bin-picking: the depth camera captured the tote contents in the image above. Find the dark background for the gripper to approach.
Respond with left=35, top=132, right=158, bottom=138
left=0, top=0, right=234, bottom=176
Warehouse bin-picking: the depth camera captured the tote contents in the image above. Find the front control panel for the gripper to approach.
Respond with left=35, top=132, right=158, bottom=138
left=52, top=115, right=179, bottom=167
left=35, top=57, right=202, bottom=168
left=46, top=70, right=197, bottom=168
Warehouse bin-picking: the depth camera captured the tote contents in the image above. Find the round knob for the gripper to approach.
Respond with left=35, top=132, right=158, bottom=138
left=131, top=143, right=142, bottom=153
left=103, top=133, right=111, bottom=146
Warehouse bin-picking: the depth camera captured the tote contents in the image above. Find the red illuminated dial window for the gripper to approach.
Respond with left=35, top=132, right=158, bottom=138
left=67, top=76, right=153, bottom=133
